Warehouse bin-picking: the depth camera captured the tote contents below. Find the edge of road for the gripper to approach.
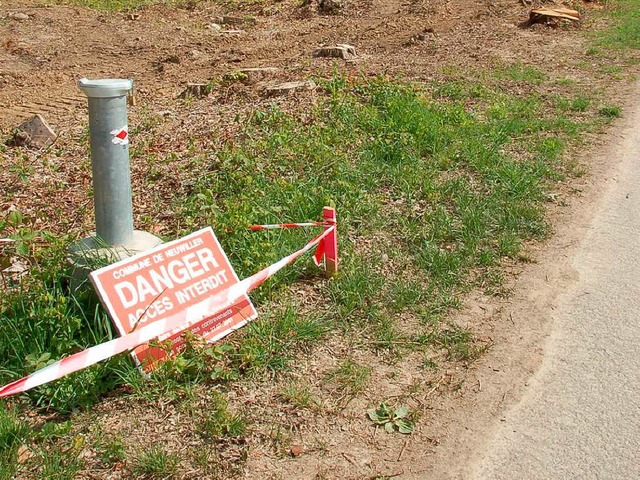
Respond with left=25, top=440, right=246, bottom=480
left=409, top=82, right=640, bottom=479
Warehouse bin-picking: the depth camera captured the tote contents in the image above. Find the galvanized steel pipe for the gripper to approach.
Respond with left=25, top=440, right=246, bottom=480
left=78, top=78, right=134, bottom=246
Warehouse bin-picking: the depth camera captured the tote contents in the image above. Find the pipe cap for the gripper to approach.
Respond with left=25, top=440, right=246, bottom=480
left=78, top=78, right=133, bottom=98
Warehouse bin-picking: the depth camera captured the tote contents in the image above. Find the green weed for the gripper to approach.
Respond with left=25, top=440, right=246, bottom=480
left=279, top=381, right=316, bottom=409
left=367, top=403, right=414, bottom=434
left=326, top=358, right=371, bottom=396
left=196, top=390, right=247, bottom=440
left=132, top=444, right=179, bottom=477
left=598, top=105, right=622, bottom=118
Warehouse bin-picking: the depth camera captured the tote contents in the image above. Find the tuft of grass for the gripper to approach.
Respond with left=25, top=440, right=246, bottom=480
left=279, top=381, right=316, bottom=409
left=571, top=97, right=591, bottom=112
left=493, top=62, right=548, bottom=85
left=0, top=405, right=29, bottom=478
left=235, top=307, right=329, bottom=375
left=326, top=358, right=371, bottom=396
left=132, top=445, right=180, bottom=478
left=422, top=357, right=438, bottom=370
left=438, top=325, right=490, bottom=363
left=0, top=406, right=29, bottom=454
left=598, top=105, right=622, bottom=118
left=196, top=390, right=247, bottom=440
left=95, top=435, right=126, bottom=465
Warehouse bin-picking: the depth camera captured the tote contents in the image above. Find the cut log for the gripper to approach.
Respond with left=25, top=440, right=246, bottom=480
left=313, top=44, right=357, bottom=60
left=7, top=114, right=56, bottom=149
left=178, top=83, right=210, bottom=99
left=529, top=7, right=581, bottom=22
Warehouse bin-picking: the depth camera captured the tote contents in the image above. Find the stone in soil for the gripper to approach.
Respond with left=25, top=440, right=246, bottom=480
left=9, top=12, right=29, bottom=21
left=264, top=80, right=316, bottom=96
left=8, top=114, right=56, bottom=149
left=221, top=15, right=256, bottom=26
left=318, top=0, right=343, bottom=14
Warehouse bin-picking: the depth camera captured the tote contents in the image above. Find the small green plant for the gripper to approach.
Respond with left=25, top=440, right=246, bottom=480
left=196, top=390, right=247, bottom=440
left=96, top=435, right=126, bottom=465
left=279, top=381, right=316, bottom=409
left=326, top=358, right=371, bottom=396
left=598, top=105, right=622, bottom=118
left=422, top=357, right=438, bottom=370
left=132, top=445, right=179, bottom=478
left=367, top=404, right=414, bottom=434
left=222, top=70, right=249, bottom=84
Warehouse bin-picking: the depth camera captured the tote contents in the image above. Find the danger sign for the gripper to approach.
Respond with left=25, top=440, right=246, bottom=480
left=90, top=228, right=257, bottom=370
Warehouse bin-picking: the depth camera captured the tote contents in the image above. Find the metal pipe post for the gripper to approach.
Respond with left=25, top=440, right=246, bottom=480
left=78, top=78, right=134, bottom=246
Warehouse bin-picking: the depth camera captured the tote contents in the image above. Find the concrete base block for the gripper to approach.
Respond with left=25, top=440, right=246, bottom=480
left=68, top=230, right=163, bottom=292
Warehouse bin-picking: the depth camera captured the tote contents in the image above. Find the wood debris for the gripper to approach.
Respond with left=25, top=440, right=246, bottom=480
left=178, top=83, right=210, bottom=99
left=313, top=44, right=357, bottom=60
left=526, top=7, right=581, bottom=26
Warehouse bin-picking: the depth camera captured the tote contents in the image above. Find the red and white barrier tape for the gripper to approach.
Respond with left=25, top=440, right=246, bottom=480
left=0, top=225, right=336, bottom=399
left=250, top=221, right=330, bottom=231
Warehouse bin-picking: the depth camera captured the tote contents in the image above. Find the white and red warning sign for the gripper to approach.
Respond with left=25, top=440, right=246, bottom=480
left=90, top=227, right=257, bottom=370
left=110, top=126, right=128, bottom=145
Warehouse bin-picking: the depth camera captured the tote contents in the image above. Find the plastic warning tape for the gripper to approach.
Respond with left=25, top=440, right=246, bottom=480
left=250, top=221, right=330, bottom=231
left=0, top=225, right=336, bottom=399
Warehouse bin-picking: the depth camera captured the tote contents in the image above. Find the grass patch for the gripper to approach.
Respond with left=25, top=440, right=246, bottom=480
left=1, top=74, right=588, bottom=414
left=325, top=358, right=371, bottom=396
left=279, top=380, right=317, bottom=409
left=598, top=105, right=622, bottom=118
left=0, top=243, right=136, bottom=412
left=196, top=390, right=247, bottom=439
left=132, top=445, right=180, bottom=478
left=48, top=0, right=200, bottom=11
left=596, top=0, right=640, bottom=50
left=0, top=405, right=30, bottom=478
left=493, top=62, right=548, bottom=85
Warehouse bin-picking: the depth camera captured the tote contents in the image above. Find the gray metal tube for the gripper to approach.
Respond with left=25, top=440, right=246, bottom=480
left=78, top=78, right=134, bottom=246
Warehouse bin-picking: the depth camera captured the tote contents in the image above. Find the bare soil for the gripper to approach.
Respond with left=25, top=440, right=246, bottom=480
left=1, top=0, right=637, bottom=478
